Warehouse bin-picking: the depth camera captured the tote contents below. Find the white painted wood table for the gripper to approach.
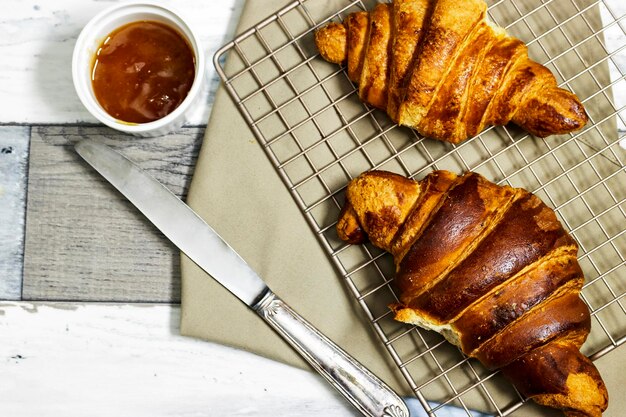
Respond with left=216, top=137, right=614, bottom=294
left=0, top=1, right=357, bottom=415
left=0, top=1, right=624, bottom=416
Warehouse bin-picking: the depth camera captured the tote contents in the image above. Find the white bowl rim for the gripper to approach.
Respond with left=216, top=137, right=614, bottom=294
left=72, top=2, right=206, bottom=133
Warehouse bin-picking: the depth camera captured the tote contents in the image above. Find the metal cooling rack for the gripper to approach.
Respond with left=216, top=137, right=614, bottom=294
left=214, top=0, right=626, bottom=415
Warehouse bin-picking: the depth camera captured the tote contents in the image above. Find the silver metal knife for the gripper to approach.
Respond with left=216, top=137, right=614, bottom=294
left=74, top=139, right=409, bottom=417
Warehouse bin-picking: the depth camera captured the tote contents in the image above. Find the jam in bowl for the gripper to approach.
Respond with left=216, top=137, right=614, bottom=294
left=72, top=3, right=205, bottom=136
left=92, top=20, right=196, bottom=124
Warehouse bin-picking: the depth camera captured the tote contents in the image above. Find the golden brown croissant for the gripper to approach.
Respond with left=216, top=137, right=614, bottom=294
left=315, top=0, right=588, bottom=143
left=337, top=170, right=608, bottom=417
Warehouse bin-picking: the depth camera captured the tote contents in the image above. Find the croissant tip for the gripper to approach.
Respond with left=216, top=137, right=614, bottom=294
left=337, top=202, right=367, bottom=244
left=314, top=23, right=347, bottom=64
left=503, top=341, right=608, bottom=417
left=514, top=89, right=588, bottom=138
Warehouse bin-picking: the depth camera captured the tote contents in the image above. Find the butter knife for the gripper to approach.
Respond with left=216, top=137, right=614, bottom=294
left=74, top=139, right=409, bottom=417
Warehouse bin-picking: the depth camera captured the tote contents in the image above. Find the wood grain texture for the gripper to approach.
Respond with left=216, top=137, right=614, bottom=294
left=0, top=126, right=30, bottom=300
left=0, top=302, right=357, bottom=417
left=22, top=126, right=204, bottom=302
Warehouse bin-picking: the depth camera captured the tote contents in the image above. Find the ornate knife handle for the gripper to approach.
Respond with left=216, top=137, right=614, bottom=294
left=252, top=290, right=409, bottom=417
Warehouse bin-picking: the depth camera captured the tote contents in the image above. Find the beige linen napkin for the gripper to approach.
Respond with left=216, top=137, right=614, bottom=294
left=181, top=0, right=624, bottom=415
left=180, top=0, right=408, bottom=395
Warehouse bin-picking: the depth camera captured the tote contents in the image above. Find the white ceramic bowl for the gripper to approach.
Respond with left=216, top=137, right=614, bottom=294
left=72, top=2, right=206, bottom=137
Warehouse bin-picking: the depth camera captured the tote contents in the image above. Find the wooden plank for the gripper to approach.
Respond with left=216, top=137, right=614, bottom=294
left=22, top=126, right=204, bottom=302
left=0, top=126, right=30, bottom=300
left=0, top=302, right=356, bottom=417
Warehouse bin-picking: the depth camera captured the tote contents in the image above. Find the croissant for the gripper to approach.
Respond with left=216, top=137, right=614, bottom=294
left=337, top=170, right=608, bottom=417
left=314, top=0, right=588, bottom=143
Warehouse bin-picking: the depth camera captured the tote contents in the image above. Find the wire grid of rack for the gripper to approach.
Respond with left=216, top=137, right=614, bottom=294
left=214, top=0, right=625, bottom=415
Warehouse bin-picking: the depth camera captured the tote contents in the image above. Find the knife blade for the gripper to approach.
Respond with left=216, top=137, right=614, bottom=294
left=75, top=139, right=409, bottom=417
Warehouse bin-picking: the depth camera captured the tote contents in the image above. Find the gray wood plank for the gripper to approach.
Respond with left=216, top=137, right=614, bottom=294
left=0, top=126, right=30, bottom=300
left=22, top=126, right=204, bottom=302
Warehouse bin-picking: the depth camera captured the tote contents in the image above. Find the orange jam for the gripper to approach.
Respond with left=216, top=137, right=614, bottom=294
left=91, top=21, right=195, bottom=124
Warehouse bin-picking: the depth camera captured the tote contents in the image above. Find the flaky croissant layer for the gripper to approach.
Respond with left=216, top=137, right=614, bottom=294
left=337, top=170, right=608, bottom=417
left=315, top=0, right=588, bottom=143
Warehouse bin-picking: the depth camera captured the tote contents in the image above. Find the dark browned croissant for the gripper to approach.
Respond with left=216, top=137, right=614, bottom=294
left=315, top=0, right=588, bottom=143
left=337, top=170, right=608, bottom=417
